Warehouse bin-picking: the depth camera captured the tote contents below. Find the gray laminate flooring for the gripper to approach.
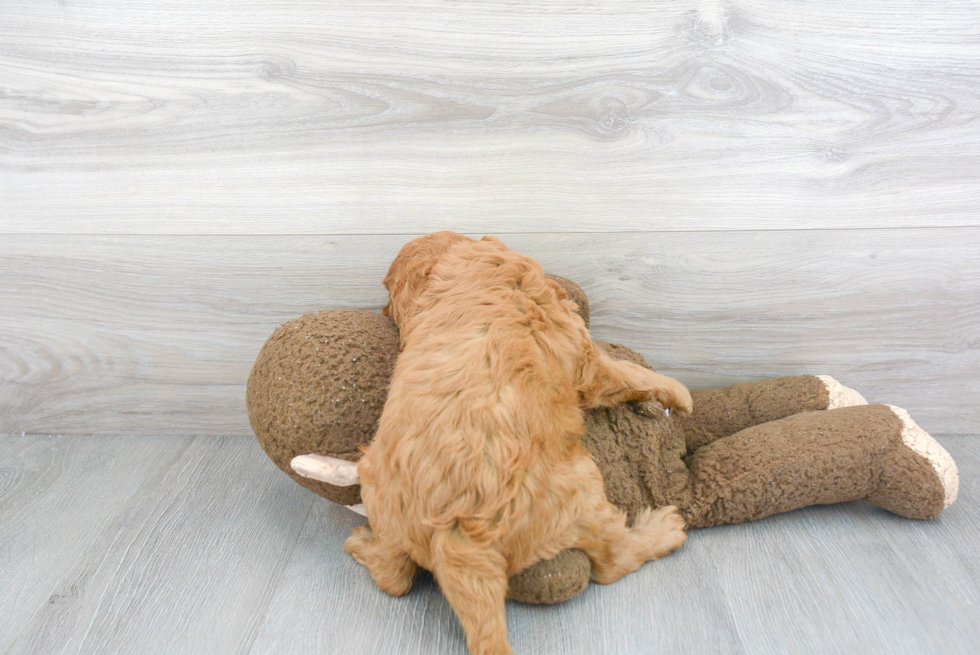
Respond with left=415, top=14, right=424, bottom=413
left=2, top=434, right=977, bottom=655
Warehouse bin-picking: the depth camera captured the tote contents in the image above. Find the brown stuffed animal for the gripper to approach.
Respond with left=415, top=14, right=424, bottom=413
left=246, top=277, right=959, bottom=605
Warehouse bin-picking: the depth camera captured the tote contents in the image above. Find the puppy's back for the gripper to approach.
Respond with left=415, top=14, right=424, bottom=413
left=363, top=239, right=589, bottom=547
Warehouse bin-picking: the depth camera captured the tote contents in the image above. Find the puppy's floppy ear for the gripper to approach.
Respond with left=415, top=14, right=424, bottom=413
left=383, top=231, right=470, bottom=324
left=384, top=256, right=433, bottom=321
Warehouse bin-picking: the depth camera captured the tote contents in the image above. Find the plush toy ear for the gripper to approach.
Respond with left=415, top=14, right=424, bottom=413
left=290, top=454, right=368, bottom=517
left=291, top=454, right=360, bottom=486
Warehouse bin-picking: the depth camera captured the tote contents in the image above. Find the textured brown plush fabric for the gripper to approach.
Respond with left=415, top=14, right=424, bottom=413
left=247, top=309, right=399, bottom=505
left=866, top=434, right=947, bottom=520
left=683, top=404, right=935, bottom=527
left=505, top=549, right=591, bottom=604
left=546, top=274, right=590, bottom=328
left=244, top=300, right=596, bottom=605
left=677, top=376, right=831, bottom=452
left=580, top=343, right=690, bottom=525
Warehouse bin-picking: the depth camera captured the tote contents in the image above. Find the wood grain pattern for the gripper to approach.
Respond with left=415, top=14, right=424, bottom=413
left=701, top=500, right=980, bottom=653
left=2, top=0, right=978, bottom=233
left=2, top=230, right=978, bottom=436
left=0, top=434, right=315, bottom=655
left=0, top=435, right=189, bottom=655
left=2, top=433, right=978, bottom=654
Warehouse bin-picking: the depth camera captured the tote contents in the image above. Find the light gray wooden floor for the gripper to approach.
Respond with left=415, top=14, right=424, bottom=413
left=2, top=434, right=977, bottom=655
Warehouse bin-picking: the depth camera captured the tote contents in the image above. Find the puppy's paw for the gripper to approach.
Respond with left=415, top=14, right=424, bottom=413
left=655, top=382, right=693, bottom=417
left=634, top=505, right=687, bottom=560
left=344, top=525, right=417, bottom=596
left=343, top=525, right=375, bottom=566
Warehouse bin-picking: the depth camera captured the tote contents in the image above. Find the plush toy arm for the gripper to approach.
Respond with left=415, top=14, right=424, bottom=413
left=676, top=375, right=867, bottom=452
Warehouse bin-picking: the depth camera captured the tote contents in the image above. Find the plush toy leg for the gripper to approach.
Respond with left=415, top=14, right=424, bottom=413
left=677, top=375, right=867, bottom=452
left=505, top=549, right=591, bottom=604
left=682, top=404, right=958, bottom=528
left=867, top=405, right=958, bottom=517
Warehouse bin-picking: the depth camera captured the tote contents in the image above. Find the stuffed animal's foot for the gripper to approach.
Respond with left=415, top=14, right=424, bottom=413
left=682, top=403, right=959, bottom=528
left=506, top=549, right=591, bottom=604
left=816, top=375, right=868, bottom=409
left=866, top=405, right=958, bottom=518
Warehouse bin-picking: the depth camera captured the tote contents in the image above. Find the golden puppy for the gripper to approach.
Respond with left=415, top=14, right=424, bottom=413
left=345, top=232, right=691, bottom=655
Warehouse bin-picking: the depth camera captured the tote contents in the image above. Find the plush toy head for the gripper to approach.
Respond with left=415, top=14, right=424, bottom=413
left=246, top=309, right=399, bottom=506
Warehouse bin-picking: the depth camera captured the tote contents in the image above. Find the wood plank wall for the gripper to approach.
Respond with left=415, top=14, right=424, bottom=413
left=2, top=1, right=978, bottom=435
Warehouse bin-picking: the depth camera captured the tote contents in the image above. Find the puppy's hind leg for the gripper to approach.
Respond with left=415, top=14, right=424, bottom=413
left=575, top=501, right=687, bottom=585
left=431, top=529, right=514, bottom=655
left=344, top=525, right=417, bottom=597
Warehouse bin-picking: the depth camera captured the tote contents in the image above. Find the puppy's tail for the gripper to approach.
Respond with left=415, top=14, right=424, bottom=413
left=431, top=527, right=514, bottom=655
